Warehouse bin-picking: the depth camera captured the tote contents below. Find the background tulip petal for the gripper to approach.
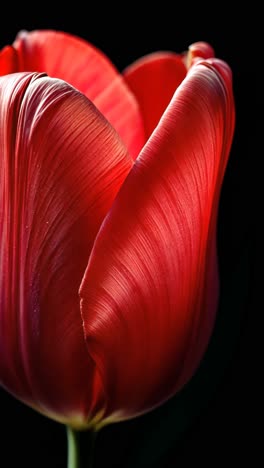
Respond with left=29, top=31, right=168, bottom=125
left=80, top=59, right=235, bottom=422
left=0, top=45, right=18, bottom=74
left=1, top=30, right=144, bottom=158
left=123, top=52, right=187, bottom=139
left=0, top=72, right=132, bottom=426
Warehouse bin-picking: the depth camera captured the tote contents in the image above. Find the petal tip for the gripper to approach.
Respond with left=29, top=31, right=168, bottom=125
left=186, top=41, right=215, bottom=69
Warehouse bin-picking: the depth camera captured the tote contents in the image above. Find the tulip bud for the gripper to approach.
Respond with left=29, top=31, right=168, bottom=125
left=0, top=31, right=235, bottom=432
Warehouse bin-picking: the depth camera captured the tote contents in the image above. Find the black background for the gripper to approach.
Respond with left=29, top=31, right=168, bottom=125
left=0, top=5, right=260, bottom=468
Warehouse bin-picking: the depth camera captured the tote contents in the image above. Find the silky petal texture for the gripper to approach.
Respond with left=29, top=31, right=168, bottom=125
left=123, top=52, right=187, bottom=139
left=80, top=59, right=235, bottom=422
left=0, top=72, right=132, bottom=426
left=1, top=30, right=144, bottom=158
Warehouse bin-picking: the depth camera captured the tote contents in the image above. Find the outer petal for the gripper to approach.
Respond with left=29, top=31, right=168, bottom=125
left=0, top=72, right=132, bottom=427
left=2, top=30, right=145, bottom=158
left=80, top=59, right=235, bottom=423
left=123, top=52, right=187, bottom=139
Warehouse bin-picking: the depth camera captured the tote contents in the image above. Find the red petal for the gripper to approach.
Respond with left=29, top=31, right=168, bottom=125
left=123, top=52, right=187, bottom=138
left=80, top=58, right=235, bottom=421
left=0, top=72, right=132, bottom=426
left=11, top=30, right=144, bottom=158
left=0, top=45, right=18, bottom=74
left=186, top=41, right=215, bottom=66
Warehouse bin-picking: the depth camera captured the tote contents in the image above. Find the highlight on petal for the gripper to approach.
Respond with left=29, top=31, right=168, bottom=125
left=0, top=72, right=132, bottom=427
left=2, top=30, right=145, bottom=158
left=123, top=52, right=187, bottom=139
left=80, top=58, right=235, bottom=423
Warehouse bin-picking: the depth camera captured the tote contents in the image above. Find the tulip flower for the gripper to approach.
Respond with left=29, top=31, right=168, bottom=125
left=0, top=30, right=235, bottom=467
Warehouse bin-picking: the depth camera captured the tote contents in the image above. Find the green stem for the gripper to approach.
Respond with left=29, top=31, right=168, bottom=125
left=67, top=426, right=97, bottom=468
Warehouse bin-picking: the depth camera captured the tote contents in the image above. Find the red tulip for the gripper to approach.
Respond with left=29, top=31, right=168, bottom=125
left=0, top=31, right=235, bottom=430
